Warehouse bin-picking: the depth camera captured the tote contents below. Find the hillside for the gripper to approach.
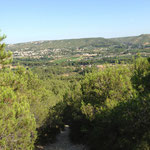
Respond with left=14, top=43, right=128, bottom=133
left=111, top=34, right=150, bottom=46
left=6, top=35, right=150, bottom=66
left=6, top=37, right=118, bottom=58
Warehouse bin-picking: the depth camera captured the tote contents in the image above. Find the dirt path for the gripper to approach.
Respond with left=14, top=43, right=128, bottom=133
left=44, top=125, right=88, bottom=150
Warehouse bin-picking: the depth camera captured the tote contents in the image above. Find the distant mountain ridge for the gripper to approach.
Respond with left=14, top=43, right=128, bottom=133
left=7, top=37, right=118, bottom=50
left=6, top=34, right=150, bottom=60
left=7, top=34, right=150, bottom=47
left=111, top=34, right=150, bottom=45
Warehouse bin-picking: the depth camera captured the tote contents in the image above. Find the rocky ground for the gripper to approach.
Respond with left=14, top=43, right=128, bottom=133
left=44, top=125, right=88, bottom=150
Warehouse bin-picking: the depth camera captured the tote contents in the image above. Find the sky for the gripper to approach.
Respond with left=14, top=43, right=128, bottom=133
left=0, top=0, right=150, bottom=44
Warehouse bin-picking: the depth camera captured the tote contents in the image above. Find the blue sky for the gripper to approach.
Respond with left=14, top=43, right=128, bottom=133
left=1, top=0, right=150, bottom=43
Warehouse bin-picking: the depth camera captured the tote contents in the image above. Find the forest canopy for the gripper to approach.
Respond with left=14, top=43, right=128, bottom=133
left=1, top=32, right=150, bottom=150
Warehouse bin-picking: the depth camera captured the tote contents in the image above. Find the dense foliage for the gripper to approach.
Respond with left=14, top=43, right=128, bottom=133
left=0, top=66, right=72, bottom=149
left=61, top=57, right=150, bottom=150
left=1, top=31, right=150, bottom=150
left=0, top=33, right=70, bottom=149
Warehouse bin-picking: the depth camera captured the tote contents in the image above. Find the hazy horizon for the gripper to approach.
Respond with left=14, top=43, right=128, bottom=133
left=1, top=0, right=150, bottom=44
left=6, top=33, right=150, bottom=45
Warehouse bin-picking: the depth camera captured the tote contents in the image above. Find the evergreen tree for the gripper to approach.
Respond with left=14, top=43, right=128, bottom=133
left=0, top=32, right=12, bottom=68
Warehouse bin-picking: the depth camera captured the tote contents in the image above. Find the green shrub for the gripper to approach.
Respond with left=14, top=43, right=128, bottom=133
left=0, top=86, right=36, bottom=150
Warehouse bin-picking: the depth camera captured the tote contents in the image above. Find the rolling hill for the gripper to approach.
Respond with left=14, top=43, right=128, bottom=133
left=6, top=34, right=150, bottom=65
left=111, top=34, right=150, bottom=46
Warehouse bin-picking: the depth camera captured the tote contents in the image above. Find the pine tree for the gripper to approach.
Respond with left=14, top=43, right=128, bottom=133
left=0, top=32, right=12, bottom=68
